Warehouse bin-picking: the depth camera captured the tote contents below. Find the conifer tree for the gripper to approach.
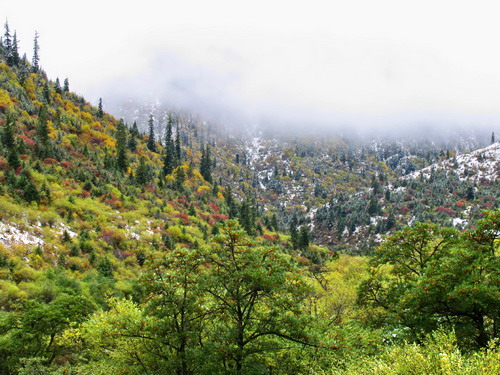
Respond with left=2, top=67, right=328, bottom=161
left=298, top=226, right=310, bottom=250
left=3, top=21, right=12, bottom=65
left=116, top=119, right=128, bottom=172
left=136, top=156, right=151, bottom=185
left=147, top=114, right=156, bottom=152
left=36, top=105, right=50, bottom=146
left=174, top=165, right=185, bottom=191
left=289, top=216, right=299, bottom=249
left=175, top=123, right=181, bottom=160
left=163, top=113, right=176, bottom=175
left=43, top=80, right=51, bottom=104
left=200, top=144, right=212, bottom=183
left=492, top=132, right=495, bottom=144
left=1, top=110, right=16, bottom=149
left=97, top=98, right=103, bottom=118
left=32, top=31, right=40, bottom=72
left=224, top=185, right=238, bottom=218
left=54, top=78, right=62, bottom=94
left=11, top=31, right=20, bottom=66
left=7, top=147, right=21, bottom=169
left=63, top=78, right=69, bottom=92
left=131, top=120, right=139, bottom=136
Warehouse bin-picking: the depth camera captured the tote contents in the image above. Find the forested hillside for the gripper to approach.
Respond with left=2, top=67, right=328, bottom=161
left=0, top=22, right=498, bottom=375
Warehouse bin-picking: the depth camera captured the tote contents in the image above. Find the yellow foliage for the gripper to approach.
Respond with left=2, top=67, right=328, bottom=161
left=47, top=120, right=57, bottom=139
left=197, top=185, right=211, bottom=194
left=23, top=77, right=36, bottom=99
left=0, top=88, right=13, bottom=109
left=80, top=112, right=93, bottom=122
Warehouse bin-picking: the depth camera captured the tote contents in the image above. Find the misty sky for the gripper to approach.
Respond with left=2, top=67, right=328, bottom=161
left=3, top=0, right=500, bottom=131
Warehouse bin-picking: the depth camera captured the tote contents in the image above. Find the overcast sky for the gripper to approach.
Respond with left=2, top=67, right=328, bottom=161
left=2, top=0, right=500, bottom=132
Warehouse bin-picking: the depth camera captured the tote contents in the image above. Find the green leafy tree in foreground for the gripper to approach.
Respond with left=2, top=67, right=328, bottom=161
left=358, top=210, right=500, bottom=348
left=204, top=221, right=316, bottom=374
left=141, top=247, right=208, bottom=375
left=0, top=293, right=95, bottom=373
left=66, top=221, right=321, bottom=375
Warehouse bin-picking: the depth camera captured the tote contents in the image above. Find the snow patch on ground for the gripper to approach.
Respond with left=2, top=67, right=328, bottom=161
left=406, top=143, right=500, bottom=182
left=0, top=221, right=45, bottom=248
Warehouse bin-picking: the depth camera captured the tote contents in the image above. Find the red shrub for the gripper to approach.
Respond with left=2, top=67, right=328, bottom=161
left=43, top=158, right=58, bottom=165
left=263, top=234, right=274, bottom=241
left=18, top=135, right=36, bottom=148
left=435, top=206, right=455, bottom=216
left=399, top=205, right=411, bottom=214
left=211, top=214, right=228, bottom=222
left=208, top=202, right=220, bottom=212
left=176, top=213, right=189, bottom=224
left=80, top=190, right=91, bottom=198
left=60, top=161, right=72, bottom=169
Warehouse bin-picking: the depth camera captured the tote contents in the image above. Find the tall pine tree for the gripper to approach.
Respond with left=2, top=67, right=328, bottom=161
left=63, top=78, right=69, bottom=92
left=175, top=123, right=181, bottom=160
left=200, top=144, right=212, bottom=183
left=116, top=119, right=128, bottom=172
left=97, top=98, right=104, bottom=118
left=11, top=31, right=20, bottom=66
left=3, top=21, right=12, bottom=66
left=147, top=114, right=157, bottom=152
left=32, top=31, right=40, bottom=72
left=163, top=112, right=176, bottom=175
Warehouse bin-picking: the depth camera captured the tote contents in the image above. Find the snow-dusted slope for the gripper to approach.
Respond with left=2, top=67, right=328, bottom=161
left=407, top=142, right=499, bottom=182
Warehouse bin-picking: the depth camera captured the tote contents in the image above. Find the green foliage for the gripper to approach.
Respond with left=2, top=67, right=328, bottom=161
left=147, top=114, right=156, bottom=152
left=335, top=330, right=500, bottom=375
left=115, top=119, right=128, bottom=172
left=358, top=210, right=500, bottom=348
left=199, top=144, right=212, bottom=183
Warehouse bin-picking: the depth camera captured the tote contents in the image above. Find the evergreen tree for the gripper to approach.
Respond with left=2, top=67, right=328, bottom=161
left=289, top=215, right=299, bottom=249
left=131, top=120, right=139, bottom=137
left=224, top=185, right=238, bottom=218
left=163, top=113, right=176, bottom=175
left=175, top=123, right=181, bottom=161
left=116, top=119, right=128, bottom=172
left=63, top=78, right=69, bottom=92
left=492, top=132, right=495, bottom=144
left=1, top=110, right=16, bottom=149
left=136, top=156, right=151, bottom=185
left=298, top=226, right=310, bottom=250
left=54, top=77, right=62, bottom=94
left=174, top=166, right=185, bottom=191
left=36, top=105, right=50, bottom=146
left=7, top=147, right=21, bottom=170
left=3, top=21, right=12, bottom=66
left=11, top=31, right=20, bottom=66
left=367, top=195, right=379, bottom=216
left=147, top=114, right=156, bottom=152
left=200, top=144, right=212, bottom=183
left=43, top=80, right=51, bottom=104
left=32, top=31, right=40, bottom=72
left=271, top=213, right=279, bottom=231
left=97, top=98, right=103, bottom=118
